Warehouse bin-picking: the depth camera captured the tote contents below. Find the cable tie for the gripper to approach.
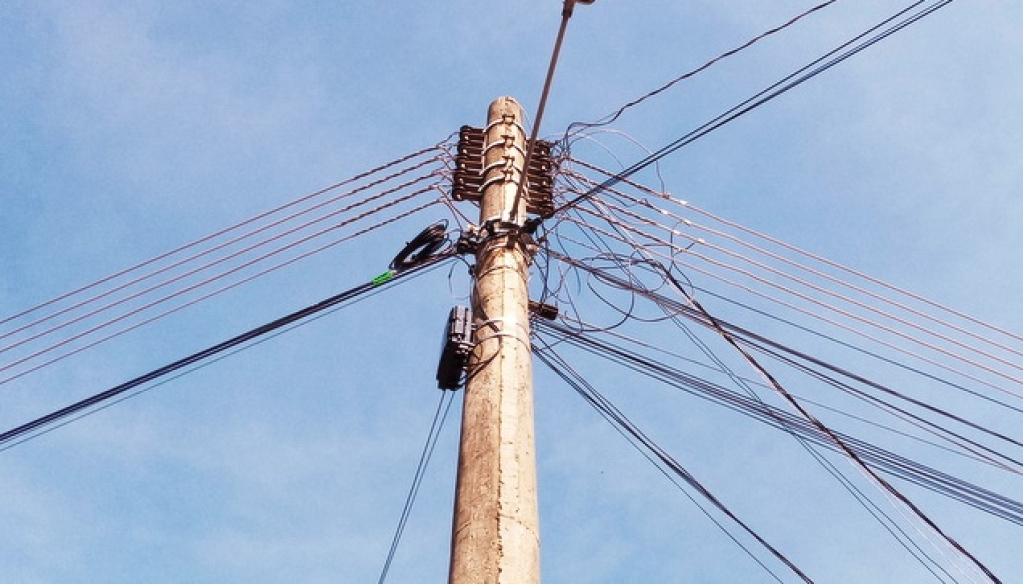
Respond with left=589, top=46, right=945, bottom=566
left=372, top=271, right=396, bottom=286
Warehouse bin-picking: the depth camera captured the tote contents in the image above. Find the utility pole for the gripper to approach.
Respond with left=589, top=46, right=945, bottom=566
left=449, top=97, right=541, bottom=584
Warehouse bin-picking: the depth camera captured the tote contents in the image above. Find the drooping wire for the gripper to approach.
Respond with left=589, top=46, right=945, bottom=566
left=557, top=206, right=1023, bottom=405
left=570, top=181, right=1023, bottom=390
left=539, top=312, right=1023, bottom=517
left=569, top=157, right=1023, bottom=376
left=552, top=175, right=1023, bottom=572
left=539, top=319, right=1017, bottom=582
left=377, top=389, right=456, bottom=584
left=563, top=0, right=843, bottom=140
left=542, top=233, right=1000, bottom=583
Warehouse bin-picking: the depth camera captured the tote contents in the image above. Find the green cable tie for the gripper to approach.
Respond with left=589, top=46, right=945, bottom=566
left=371, top=270, right=396, bottom=286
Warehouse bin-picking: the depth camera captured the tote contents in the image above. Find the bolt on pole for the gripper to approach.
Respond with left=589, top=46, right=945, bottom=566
left=448, top=97, right=541, bottom=584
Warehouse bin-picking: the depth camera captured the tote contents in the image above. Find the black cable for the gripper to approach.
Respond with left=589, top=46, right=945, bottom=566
left=534, top=319, right=1023, bottom=527
left=377, top=390, right=456, bottom=584
left=389, top=220, right=449, bottom=272
left=0, top=257, right=455, bottom=453
left=535, top=324, right=992, bottom=582
left=1, top=237, right=456, bottom=450
left=533, top=339, right=814, bottom=583
left=654, top=266, right=1003, bottom=582
left=563, top=0, right=842, bottom=140
left=691, top=284, right=1023, bottom=418
left=557, top=0, right=953, bottom=214
left=540, top=212, right=960, bottom=578
left=556, top=252, right=1023, bottom=463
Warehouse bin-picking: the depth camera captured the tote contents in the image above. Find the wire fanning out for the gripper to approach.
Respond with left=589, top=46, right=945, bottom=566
left=0, top=141, right=459, bottom=386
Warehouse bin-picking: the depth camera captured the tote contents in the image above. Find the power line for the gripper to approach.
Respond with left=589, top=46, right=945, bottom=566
left=547, top=249, right=1023, bottom=467
left=569, top=156, right=1023, bottom=372
left=665, top=271, right=1002, bottom=583
left=533, top=241, right=1004, bottom=580
left=533, top=337, right=813, bottom=583
left=557, top=0, right=954, bottom=214
left=0, top=156, right=443, bottom=349
left=0, top=242, right=455, bottom=451
left=0, top=185, right=447, bottom=385
left=0, top=144, right=444, bottom=331
left=0, top=173, right=442, bottom=362
left=555, top=207, right=1023, bottom=405
left=534, top=317, right=1023, bottom=527
left=377, top=390, right=456, bottom=584
left=563, top=0, right=843, bottom=139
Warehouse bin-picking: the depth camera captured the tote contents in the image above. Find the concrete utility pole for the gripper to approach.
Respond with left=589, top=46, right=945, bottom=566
left=449, top=97, right=541, bottom=584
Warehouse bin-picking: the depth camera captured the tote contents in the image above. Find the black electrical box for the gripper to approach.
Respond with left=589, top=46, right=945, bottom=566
left=436, top=306, right=473, bottom=390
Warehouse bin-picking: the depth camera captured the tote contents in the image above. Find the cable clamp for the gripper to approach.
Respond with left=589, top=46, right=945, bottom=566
left=474, top=317, right=532, bottom=349
left=455, top=225, right=481, bottom=256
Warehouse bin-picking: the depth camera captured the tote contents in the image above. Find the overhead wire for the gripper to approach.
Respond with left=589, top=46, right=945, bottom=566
left=0, top=187, right=446, bottom=385
left=569, top=156, right=1023, bottom=371
left=538, top=234, right=974, bottom=581
left=0, top=171, right=442, bottom=360
left=560, top=311, right=1016, bottom=474
left=0, top=255, right=456, bottom=453
left=0, top=142, right=462, bottom=385
left=678, top=199, right=1023, bottom=348
left=547, top=244, right=1023, bottom=475
left=540, top=195, right=1008, bottom=580
left=0, top=196, right=448, bottom=388
left=661, top=265, right=1002, bottom=583
left=542, top=185, right=979, bottom=581
left=534, top=321, right=975, bottom=582
left=0, top=155, right=442, bottom=348
left=532, top=335, right=814, bottom=583
left=0, top=244, right=457, bottom=450
left=534, top=235, right=1007, bottom=580
left=563, top=0, right=843, bottom=139
left=556, top=203, right=1023, bottom=405
left=377, top=389, right=456, bottom=584
left=0, top=144, right=444, bottom=330
left=534, top=317, right=1023, bottom=526
left=557, top=0, right=955, bottom=214
left=578, top=188, right=1023, bottom=392
left=547, top=248, right=1023, bottom=470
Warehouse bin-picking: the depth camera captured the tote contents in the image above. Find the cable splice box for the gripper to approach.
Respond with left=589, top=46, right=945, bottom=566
left=436, top=306, right=473, bottom=390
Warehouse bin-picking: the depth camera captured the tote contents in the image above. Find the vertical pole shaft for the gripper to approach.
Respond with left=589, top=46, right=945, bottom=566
left=449, top=97, right=540, bottom=584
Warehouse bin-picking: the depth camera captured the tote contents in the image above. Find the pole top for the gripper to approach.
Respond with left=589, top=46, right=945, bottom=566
left=488, top=96, right=524, bottom=119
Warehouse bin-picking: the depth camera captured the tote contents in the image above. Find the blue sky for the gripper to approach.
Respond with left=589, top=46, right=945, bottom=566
left=2, top=1, right=1021, bottom=582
